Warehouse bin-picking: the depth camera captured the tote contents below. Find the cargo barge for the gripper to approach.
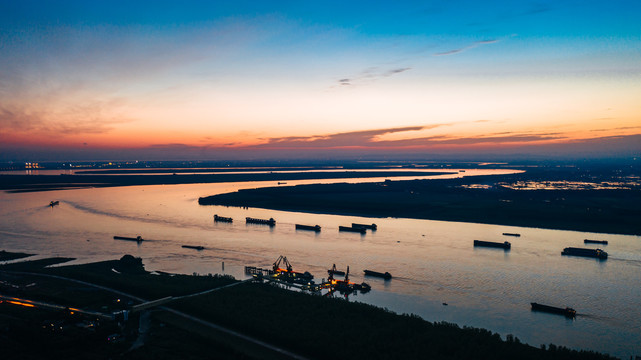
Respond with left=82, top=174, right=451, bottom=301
left=474, top=240, right=511, bottom=250
left=352, top=223, right=377, bottom=230
left=502, top=232, right=520, bottom=237
left=584, top=239, right=608, bottom=245
left=363, top=269, right=392, bottom=280
left=339, top=226, right=366, bottom=234
left=295, top=224, right=321, bottom=232
left=561, top=247, right=607, bottom=259
left=214, top=215, right=233, bottom=223
left=114, top=235, right=143, bottom=242
left=182, top=245, right=204, bottom=250
left=246, top=217, right=275, bottom=226
left=530, top=302, right=576, bottom=318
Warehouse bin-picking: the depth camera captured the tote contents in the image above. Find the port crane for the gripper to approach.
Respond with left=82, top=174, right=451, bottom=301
left=273, top=255, right=293, bottom=273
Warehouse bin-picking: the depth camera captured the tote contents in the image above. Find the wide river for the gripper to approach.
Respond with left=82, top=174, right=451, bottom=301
left=1, top=169, right=639, bottom=358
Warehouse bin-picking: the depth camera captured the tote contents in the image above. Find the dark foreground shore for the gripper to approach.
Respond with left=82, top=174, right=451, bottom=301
left=199, top=172, right=641, bottom=236
left=0, top=252, right=614, bottom=359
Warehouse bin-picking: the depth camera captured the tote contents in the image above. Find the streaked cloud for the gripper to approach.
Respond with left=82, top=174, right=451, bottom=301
left=433, top=39, right=500, bottom=56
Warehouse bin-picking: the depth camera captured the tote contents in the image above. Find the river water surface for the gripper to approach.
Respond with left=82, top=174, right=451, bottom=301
left=1, top=169, right=639, bottom=358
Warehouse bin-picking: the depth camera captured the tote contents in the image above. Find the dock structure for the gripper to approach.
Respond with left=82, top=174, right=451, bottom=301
left=246, top=217, right=275, bottom=226
left=339, top=226, right=366, bottom=234
left=295, top=224, right=321, bottom=232
left=474, top=240, right=511, bottom=250
left=352, top=223, right=377, bottom=231
left=214, top=215, right=233, bottom=223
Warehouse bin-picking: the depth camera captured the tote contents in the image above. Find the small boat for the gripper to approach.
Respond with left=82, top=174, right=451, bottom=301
left=353, top=282, right=371, bottom=292
left=474, top=240, right=511, bottom=250
left=363, top=269, right=392, bottom=280
left=278, top=182, right=287, bottom=185
left=214, top=215, right=233, bottom=223
left=339, top=226, right=366, bottom=234
left=352, top=223, right=377, bottom=230
left=531, top=302, right=576, bottom=318
left=296, top=224, right=321, bottom=232
left=561, top=247, right=607, bottom=259
left=584, top=239, right=608, bottom=245
left=114, top=235, right=143, bottom=242
left=182, top=245, right=205, bottom=251
left=502, top=232, right=520, bottom=237
left=246, top=217, right=275, bottom=226
left=49, top=201, right=59, bottom=207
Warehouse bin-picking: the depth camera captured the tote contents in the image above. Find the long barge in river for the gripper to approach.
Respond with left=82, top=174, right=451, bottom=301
left=584, top=239, right=608, bottom=245
left=182, top=245, right=204, bottom=250
left=502, top=232, right=520, bottom=237
left=246, top=217, right=275, bottom=226
left=214, top=215, right=233, bottom=223
left=363, top=269, right=392, bottom=280
left=295, top=224, right=321, bottom=232
left=339, top=226, right=366, bottom=234
left=114, top=235, right=143, bottom=242
left=474, top=240, right=511, bottom=250
left=531, top=302, right=576, bottom=318
left=561, top=247, right=607, bottom=259
left=352, top=223, right=377, bottom=231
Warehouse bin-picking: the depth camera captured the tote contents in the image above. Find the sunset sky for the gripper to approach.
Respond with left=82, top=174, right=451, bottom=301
left=1, top=1, right=640, bottom=161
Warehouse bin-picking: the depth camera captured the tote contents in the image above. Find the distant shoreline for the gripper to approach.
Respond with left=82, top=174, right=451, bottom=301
left=199, top=174, right=641, bottom=236
left=0, top=170, right=453, bottom=193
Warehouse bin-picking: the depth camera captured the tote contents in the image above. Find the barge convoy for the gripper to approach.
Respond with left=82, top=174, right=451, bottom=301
left=531, top=302, right=576, bottom=318
left=295, top=224, right=321, bottom=232
left=474, top=240, right=511, bottom=250
left=561, top=247, right=608, bottom=259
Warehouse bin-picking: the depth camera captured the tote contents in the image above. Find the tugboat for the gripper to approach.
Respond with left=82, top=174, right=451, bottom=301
left=561, top=247, right=607, bottom=259
left=49, top=201, right=59, bottom=207
left=531, top=302, right=576, bottom=318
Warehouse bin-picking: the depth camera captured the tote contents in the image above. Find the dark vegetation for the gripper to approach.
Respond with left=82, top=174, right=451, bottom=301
left=199, top=168, right=641, bottom=235
left=0, top=250, right=33, bottom=261
left=0, top=170, right=449, bottom=192
left=0, top=253, right=617, bottom=359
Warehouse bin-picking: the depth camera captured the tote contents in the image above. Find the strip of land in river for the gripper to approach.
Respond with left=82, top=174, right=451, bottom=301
left=199, top=172, right=641, bottom=236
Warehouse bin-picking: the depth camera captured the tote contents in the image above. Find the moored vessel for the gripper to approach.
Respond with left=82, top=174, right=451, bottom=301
left=352, top=223, right=377, bottom=230
left=502, top=232, right=520, bottom=237
left=114, top=235, right=143, bottom=242
left=295, top=224, right=321, bottom=232
left=584, top=239, right=608, bottom=245
left=182, top=245, right=205, bottom=250
left=246, top=217, right=275, bottom=226
left=339, top=226, right=366, bottom=234
left=214, top=215, right=233, bottom=223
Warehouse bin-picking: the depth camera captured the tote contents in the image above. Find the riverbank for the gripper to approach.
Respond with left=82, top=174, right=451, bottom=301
left=0, top=170, right=451, bottom=192
left=199, top=172, right=641, bottom=236
left=0, top=252, right=615, bottom=359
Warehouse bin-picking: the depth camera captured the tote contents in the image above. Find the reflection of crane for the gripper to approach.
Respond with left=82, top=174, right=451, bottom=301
left=273, top=255, right=293, bottom=273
